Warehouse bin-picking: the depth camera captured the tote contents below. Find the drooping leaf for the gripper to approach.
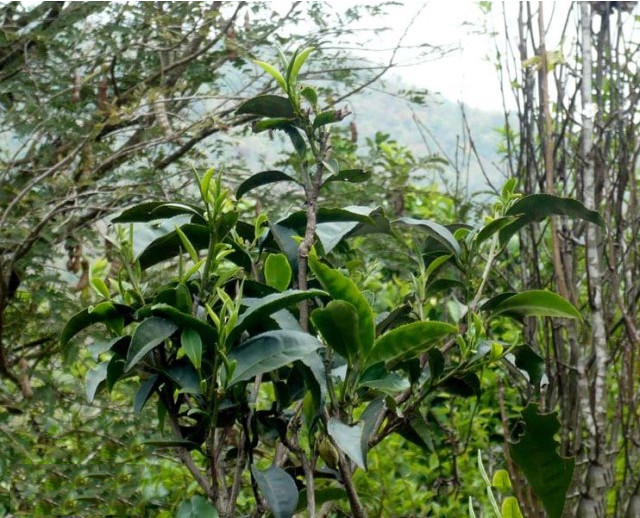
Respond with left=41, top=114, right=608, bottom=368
left=360, top=397, right=385, bottom=457
left=237, top=94, right=294, bottom=118
left=176, top=495, right=219, bottom=518
left=327, top=417, right=367, bottom=470
left=86, top=362, right=108, bottom=403
left=309, top=255, right=375, bottom=358
left=323, top=168, right=371, bottom=185
left=474, top=215, right=518, bottom=245
left=510, top=344, right=545, bottom=389
left=151, top=304, right=217, bottom=343
left=367, top=321, right=456, bottom=365
left=500, top=194, right=604, bottom=246
left=311, top=300, right=360, bottom=365
left=440, top=372, right=481, bottom=398
left=300, top=86, right=317, bottom=106
left=509, top=404, right=574, bottom=518
left=134, top=374, right=159, bottom=414
left=282, top=125, right=306, bottom=158
left=229, top=289, right=326, bottom=343
left=264, top=253, right=292, bottom=291
left=397, top=413, right=435, bottom=452
left=124, top=317, right=178, bottom=371
left=485, top=290, right=581, bottom=320
left=236, top=170, right=298, bottom=199
left=251, top=466, right=298, bottom=518
left=227, top=330, right=323, bottom=385
left=395, top=217, right=461, bottom=256
left=112, top=201, right=204, bottom=224
left=60, top=302, right=133, bottom=346
left=144, top=439, right=201, bottom=450
left=106, top=354, right=125, bottom=391
left=181, top=327, right=202, bottom=370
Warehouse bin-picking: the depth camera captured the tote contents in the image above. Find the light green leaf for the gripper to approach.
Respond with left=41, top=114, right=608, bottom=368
left=492, top=469, right=512, bottom=491
left=181, top=327, right=202, bottom=370
left=124, top=317, right=178, bottom=371
left=367, top=321, right=456, bottom=365
left=288, top=46, right=314, bottom=86
left=175, top=225, right=199, bottom=262
left=264, top=253, right=292, bottom=291
left=502, top=497, right=524, bottom=518
left=236, top=170, right=298, bottom=199
left=254, top=60, right=288, bottom=92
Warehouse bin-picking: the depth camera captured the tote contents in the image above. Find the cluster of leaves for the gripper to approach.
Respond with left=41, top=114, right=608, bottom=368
left=56, top=48, right=603, bottom=517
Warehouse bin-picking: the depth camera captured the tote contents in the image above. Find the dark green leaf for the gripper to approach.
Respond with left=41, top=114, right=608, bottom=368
left=367, top=321, right=456, bottom=365
left=300, top=86, right=317, bottom=106
left=181, top=327, right=203, bottom=370
left=230, top=289, right=326, bottom=343
left=323, top=168, right=371, bottom=185
left=510, top=344, right=545, bottom=389
left=264, top=253, right=292, bottom=291
left=137, top=223, right=208, bottom=269
left=86, top=362, right=108, bottom=403
left=474, top=216, right=518, bottom=245
left=282, top=125, right=306, bottom=158
left=134, top=374, right=159, bottom=414
left=440, top=372, right=481, bottom=398
left=360, top=397, right=385, bottom=458
left=124, top=317, right=178, bottom=371
left=426, top=278, right=465, bottom=296
left=106, top=353, right=125, bottom=391
left=500, top=194, right=604, bottom=246
left=165, top=362, right=201, bottom=394
left=327, top=417, right=366, bottom=470
left=509, top=404, right=574, bottom=518
left=236, top=95, right=294, bottom=118
left=485, top=290, right=581, bottom=319
left=313, top=110, right=343, bottom=128
left=251, top=466, right=298, bottom=518
left=395, top=217, right=461, bottom=256
left=309, top=255, right=375, bottom=357
left=112, top=201, right=204, bottom=224
left=311, top=300, right=360, bottom=366
left=176, top=495, right=219, bottom=518
left=151, top=304, right=217, bottom=343
left=144, top=439, right=200, bottom=449
left=228, top=330, right=323, bottom=385
left=60, top=302, right=132, bottom=346
left=237, top=170, right=298, bottom=199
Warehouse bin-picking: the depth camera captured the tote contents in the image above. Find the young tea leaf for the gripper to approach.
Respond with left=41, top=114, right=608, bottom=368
left=264, top=253, right=292, bottom=291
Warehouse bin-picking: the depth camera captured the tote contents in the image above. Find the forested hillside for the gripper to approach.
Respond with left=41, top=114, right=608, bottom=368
left=1, top=3, right=639, bottom=518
